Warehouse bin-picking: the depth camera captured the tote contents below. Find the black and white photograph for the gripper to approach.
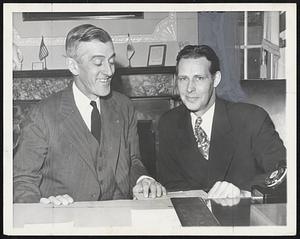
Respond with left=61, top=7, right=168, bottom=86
left=3, top=3, right=296, bottom=236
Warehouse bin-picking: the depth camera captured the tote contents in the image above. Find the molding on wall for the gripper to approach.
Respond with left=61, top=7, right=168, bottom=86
left=13, top=12, right=177, bottom=47
left=13, top=66, right=176, bottom=78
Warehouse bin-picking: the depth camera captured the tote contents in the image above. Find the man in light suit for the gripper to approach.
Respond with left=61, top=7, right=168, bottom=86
left=157, top=45, right=286, bottom=198
left=13, top=24, right=166, bottom=205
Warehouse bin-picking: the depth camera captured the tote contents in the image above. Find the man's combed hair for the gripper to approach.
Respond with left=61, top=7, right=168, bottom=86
left=65, top=24, right=112, bottom=59
left=176, top=45, right=220, bottom=75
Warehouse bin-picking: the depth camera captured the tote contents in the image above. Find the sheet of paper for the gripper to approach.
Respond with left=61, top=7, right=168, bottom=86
left=131, top=208, right=181, bottom=227
left=167, top=189, right=208, bottom=198
left=134, top=189, right=208, bottom=200
left=23, top=221, right=74, bottom=229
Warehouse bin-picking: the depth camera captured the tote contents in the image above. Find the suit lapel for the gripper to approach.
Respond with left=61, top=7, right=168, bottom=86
left=209, top=98, right=237, bottom=181
left=100, top=94, right=121, bottom=173
left=177, top=106, right=204, bottom=162
left=59, top=87, right=98, bottom=179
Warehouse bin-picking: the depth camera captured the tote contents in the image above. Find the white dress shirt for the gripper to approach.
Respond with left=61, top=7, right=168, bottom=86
left=190, top=103, right=215, bottom=159
left=72, top=82, right=150, bottom=185
left=73, top=82, right=100, bottom=131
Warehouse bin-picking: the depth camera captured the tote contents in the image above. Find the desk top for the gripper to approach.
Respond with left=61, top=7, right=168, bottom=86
left=13, top=196, right=286, bottom=229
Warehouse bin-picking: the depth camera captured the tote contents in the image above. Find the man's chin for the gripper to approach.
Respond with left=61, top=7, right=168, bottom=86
left=97, top=88, right=111, bottom=97
left=183, top=102, right=201, bottom=112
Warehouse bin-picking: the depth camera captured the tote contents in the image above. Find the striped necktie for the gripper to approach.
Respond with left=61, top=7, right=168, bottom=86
left=194, top=117, right=210, bottom=160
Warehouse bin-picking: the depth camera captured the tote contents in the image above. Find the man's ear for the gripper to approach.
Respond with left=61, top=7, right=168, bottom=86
left=66, top=57, right=79, bottom=76
left=213, top=71, right=221, bottom=87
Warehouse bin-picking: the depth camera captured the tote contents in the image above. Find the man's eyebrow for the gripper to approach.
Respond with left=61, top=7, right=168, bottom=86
left=91, top=55, right=105, bottom=60
left=91, top=53, right=116, bottom=60
left=194, top=74, right=206, bottom=77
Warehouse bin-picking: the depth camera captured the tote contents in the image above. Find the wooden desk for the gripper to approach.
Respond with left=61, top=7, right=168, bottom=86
left=13, top=197, right=286, bottom=228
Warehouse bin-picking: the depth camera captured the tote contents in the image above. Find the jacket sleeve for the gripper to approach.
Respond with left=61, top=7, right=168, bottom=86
left=13, top=104, right=49, bottom=203
left=157, top=115, right=193, bottom=191
left=249, top=107, right=286, bottom=188
left=127, top=104, right=148, bottom=190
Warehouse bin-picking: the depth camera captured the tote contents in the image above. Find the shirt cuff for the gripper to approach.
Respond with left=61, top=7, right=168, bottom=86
left=136, top=175, right=154, bottom=184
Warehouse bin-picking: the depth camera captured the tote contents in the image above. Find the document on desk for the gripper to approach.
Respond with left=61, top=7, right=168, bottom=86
left=131, top=209, right=181, bottom=227
left=131, top=190, right=208, bottom=227
left=134, top=189, right=208, bottom=200
left=167, top=189, right=208, bottom=199
left=24, top=221, right=74, bottom=229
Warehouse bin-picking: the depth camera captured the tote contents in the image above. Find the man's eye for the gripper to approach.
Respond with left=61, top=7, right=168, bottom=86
left=194, top=76, right=205, bottom=81
left=178, top=77, right=188, bottom=81
left=93, top=59, right=103, bottom=66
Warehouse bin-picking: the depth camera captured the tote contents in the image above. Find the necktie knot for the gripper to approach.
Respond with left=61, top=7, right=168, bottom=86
left=90, top=100, right=97, bottom=109
left=195, top=117, right=203, bottom=127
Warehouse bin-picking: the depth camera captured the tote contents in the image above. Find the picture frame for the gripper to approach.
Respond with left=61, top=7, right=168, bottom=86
left=147, top=44, right=167, bottom=66
left=32, top=62, right=44, bottom=70
left=23, top=12, right=144, bottom=21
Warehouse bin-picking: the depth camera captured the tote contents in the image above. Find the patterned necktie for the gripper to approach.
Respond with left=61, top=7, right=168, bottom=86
left=194, top=117, right=210, bottom=160
left=90, top=100, right=101, bottom=144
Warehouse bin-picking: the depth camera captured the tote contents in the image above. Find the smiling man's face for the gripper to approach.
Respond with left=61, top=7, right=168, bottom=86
left=177, top=57, right=220, bottom=116
left=73, top=40, right=116, bottom=99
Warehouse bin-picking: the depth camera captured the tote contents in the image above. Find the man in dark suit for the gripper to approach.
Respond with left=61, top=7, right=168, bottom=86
left=157, top=45, right=286, bottom=198
left=13, top=24, right=166, bottom=205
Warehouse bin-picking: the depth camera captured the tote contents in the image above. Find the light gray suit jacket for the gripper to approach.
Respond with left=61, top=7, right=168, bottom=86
left=13, top=86, right=147, bottom=203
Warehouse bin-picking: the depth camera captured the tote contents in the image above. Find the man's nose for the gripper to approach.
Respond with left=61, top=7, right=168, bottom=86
left=102, top=61, right=114, bottom=76
left=187, top=79, right=195, bottom=92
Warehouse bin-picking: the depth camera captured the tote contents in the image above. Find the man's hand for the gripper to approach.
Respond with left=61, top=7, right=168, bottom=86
left=208, top=181, right=241, bottom=199
left=133, top=178, right=167, bottom=199
left=40, top=194, right=74, bottom=206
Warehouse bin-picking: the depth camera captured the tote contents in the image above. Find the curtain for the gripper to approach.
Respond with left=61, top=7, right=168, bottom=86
left=262, top=11, right=280, bottom=79
left=197, top=12, right=246, bottom=102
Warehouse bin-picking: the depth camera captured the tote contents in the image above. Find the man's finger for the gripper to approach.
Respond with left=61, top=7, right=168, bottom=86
left=208, top=181, right=222, bottom=198
left=214, top=181, right=229, bottom=198
left=162, top=186, right=167, bottom=196
left=142, top=181, right=150, bottom=198
left=132, top=183, right=143, bottom=194
left=156, top=183, right=162, bottom=197
left=63, top=194, right=74, bottom=204
left=228, top=185, right=240, bottom=198
left=231, top=197, right=240, bottom=206
left=149, top=183, right=157, bottom=198
left=56, top=195, right=69, bottom=205
left=40, top=197, right=51, bottom=204
left=49, top=196, right=62, bottom=205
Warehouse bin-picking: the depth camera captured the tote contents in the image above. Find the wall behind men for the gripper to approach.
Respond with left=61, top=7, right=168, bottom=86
left=13, top=12, right=198, bottom=70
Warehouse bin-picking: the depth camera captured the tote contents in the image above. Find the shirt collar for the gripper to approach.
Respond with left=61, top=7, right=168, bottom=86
left=190, top=103, right=215, bottom=141
left=190, top=103, right=215, bottom=123
left=72, top=82, right=100, bottom=111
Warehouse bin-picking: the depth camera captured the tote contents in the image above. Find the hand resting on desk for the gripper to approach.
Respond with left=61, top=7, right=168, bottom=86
left=39, top=178, right=167, bottom=204
left=133, top=177, right=167, bottom=200
left=208, top=181, right=251, bottom=199
left=40, top=194, right=74, bottom=206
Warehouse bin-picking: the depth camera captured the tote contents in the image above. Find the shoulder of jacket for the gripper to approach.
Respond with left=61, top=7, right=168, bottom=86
left=160, top=104, right=185, bottom=122
left=110, top=90, right=131, bottom=105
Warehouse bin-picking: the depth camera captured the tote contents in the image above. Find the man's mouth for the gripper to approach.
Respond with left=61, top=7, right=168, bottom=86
left=185, top=96, right=199, bottom=102
left=97, top=78, right=111, bottom=83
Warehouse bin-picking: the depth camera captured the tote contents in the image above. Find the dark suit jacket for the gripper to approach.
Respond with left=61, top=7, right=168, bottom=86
left=157, top=97, right=286, bottom=192
left=13, top=86, right=147, bottom=203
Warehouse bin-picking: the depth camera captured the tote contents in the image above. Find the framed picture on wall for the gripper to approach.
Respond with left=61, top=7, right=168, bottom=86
left=32, top=62, right=44, bottom=70
left=22, top=12, right=144, bottom=21
left=147, top=44, right=167, bottom=66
